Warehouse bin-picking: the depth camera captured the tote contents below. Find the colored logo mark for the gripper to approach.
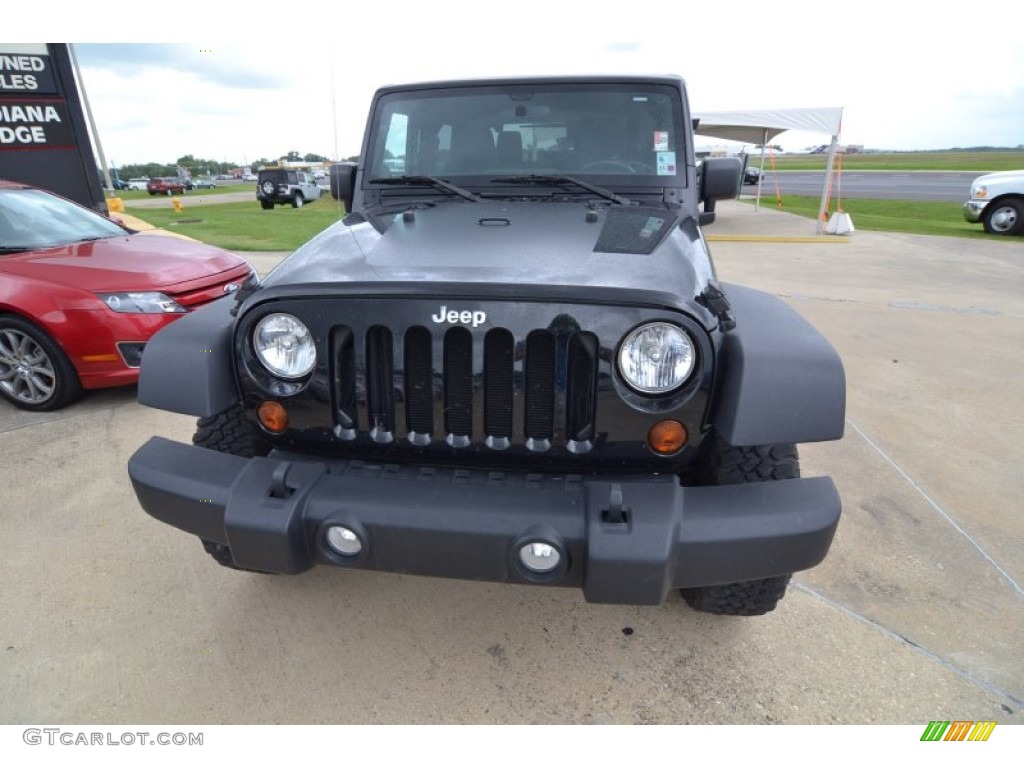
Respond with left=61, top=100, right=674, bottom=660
left=920, top=721, right=996, bottom=742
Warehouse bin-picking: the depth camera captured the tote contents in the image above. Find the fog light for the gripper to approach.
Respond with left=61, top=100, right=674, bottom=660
left=519, top=542, right=561, bottom=573
left=116, top=342, right=146, bottom=368
left=326, top=526, right=363, bottom=556
left=258, top=401, right=289, bottom=433
left=648, top=420, right=687, bottom=455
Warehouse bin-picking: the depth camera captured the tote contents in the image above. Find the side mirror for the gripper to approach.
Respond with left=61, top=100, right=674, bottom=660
left=329, top=163, right=357, bottom=213
left=700, top=157, right=742, bottom=203
left=698, top=157, right=742, bottom=226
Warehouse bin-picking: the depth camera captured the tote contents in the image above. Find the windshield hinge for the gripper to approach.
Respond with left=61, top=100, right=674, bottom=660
left=697, top=283, right=736, bottom=332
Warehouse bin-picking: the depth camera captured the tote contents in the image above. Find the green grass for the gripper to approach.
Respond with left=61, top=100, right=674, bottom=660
left=760, top=151, right=1024, bottom=172
left=129, top=199, right=348, bottom=251
left=751, top=195, right=1001, bottom=239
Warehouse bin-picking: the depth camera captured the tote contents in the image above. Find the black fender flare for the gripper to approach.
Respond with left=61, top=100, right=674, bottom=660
left=711, top=284, right=845, bottom=446
left=137, top=297, right=239, bottom=417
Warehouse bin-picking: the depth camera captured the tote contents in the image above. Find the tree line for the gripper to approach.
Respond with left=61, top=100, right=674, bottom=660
left=110, top=151, right=351, bottom=180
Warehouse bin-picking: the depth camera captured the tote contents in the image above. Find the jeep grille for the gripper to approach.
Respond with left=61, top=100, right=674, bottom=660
left=331, top=324, right=599, bottom=451
left=236, top=295, right=712, bottom=472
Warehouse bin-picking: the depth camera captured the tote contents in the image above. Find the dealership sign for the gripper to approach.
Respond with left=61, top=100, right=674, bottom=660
left=0, top=47, right=71, bottom=148
left=0, top=101, right=75, bottom=148
left=0, top=44, right=105, bottom=211
left=0, top=51, right=57, bottom=94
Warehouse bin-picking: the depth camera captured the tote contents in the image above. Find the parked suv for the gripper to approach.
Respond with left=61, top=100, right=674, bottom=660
left=129, top=75, right=845, bottom=616
left=147, top=177, right=187, bottom=196
left=256, top=169, right=321, bottom=209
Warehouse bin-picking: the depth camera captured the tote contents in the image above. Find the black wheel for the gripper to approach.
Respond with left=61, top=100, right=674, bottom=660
left=681, top=575, right=793, bottom=616
left=0, top=315, right=83, bottom=411
left=192, top=403, right=271, bottom=458
left=260, top=180, right=276, bottom=196
left=260, top=201, right=274, bottom=210
left=291, top=193, right=305, bottom=208
left=982, top=199, right=1023, bottom=236
left=697, top=440, right=800, bottom=485
left=679, top=439, right=800, bottom=615
left=192, top=404, right=272, bottom=571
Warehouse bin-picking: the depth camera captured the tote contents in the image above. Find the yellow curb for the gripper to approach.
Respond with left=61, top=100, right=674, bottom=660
left=110, top=211, right=198, bottom=241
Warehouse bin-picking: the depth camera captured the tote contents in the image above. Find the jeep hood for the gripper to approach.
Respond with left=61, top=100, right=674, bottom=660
left=262, top=201, right=714, bottom=299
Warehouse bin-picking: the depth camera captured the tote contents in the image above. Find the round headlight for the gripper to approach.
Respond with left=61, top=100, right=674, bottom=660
left=253, top=313, right=316, bottom=379
left=618, top=322, right=695, bottom=394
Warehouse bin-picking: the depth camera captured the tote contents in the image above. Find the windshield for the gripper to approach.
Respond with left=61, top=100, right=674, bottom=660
left=0, top=189, right=127, bottom=251
left=366, top=83, right=686, bottom=187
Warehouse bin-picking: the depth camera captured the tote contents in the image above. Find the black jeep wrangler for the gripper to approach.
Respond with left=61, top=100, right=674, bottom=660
left=128, top=76, right=845, bottom=615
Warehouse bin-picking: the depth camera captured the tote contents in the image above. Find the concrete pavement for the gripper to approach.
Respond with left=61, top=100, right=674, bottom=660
left=1, top=200, right=1021, bottom=725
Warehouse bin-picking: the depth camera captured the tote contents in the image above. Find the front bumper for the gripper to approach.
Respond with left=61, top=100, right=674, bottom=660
left=63, top=309, right=174, bottom=391
left=128, top=437, right=841, bottom=605
left=963, top=200, right=987, bottom=223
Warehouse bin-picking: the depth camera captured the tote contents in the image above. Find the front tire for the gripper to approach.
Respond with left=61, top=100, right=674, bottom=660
left=292, top=193, right=304, bottom=208
left=0, top=315, right=83, bottom=411
left=681, top=574, right=792, bottom=616
left=193, top=403, right=271, bottom=458
left=192, top=405, right=272, bottom=571
left=983, top=199, right=1023, bottom=236
left=679, top=439, right=800, bottom=616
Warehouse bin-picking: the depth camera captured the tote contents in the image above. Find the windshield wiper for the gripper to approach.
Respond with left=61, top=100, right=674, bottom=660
left=490, top=175, right=632, bottom=205
left=368, top=175, right=482, bottom=202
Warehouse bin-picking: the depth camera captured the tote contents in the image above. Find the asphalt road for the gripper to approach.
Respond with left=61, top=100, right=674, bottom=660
left=1, top=201, right=1021, bottom=729
left=750, top=171, right=978, bottom=201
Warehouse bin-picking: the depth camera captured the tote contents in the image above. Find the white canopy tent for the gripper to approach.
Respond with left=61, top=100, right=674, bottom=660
left=694, top=107, right=843, bottom=231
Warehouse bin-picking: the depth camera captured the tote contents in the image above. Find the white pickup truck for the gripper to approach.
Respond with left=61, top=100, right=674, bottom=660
left=963, top=170, right=1024, bottom=236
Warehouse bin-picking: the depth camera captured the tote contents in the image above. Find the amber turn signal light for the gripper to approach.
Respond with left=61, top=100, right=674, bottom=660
left=258, top=401, right=289, bottom=433
left=648, top=420, right=687, bottom=455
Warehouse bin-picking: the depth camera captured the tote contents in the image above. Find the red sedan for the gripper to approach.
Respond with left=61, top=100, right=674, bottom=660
left=146, top=177, right=187, bottom=196
left=0, top=179, right=255, bottom=410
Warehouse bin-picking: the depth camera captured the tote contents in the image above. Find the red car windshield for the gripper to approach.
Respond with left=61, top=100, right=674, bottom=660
left=0, top=189, right=127, bottom=252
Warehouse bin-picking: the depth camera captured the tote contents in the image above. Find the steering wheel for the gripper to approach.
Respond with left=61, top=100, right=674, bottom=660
left=578, top=160, right=638, bottom=174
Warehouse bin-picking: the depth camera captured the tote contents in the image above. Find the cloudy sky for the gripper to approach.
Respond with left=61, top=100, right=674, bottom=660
left=13, top=1, right=1024, bottom=166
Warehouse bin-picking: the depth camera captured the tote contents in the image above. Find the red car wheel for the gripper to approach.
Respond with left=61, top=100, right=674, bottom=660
left=0, top=315, right=83, bottom=411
